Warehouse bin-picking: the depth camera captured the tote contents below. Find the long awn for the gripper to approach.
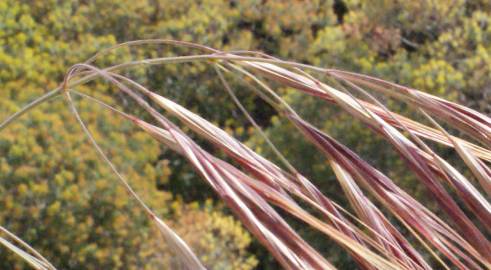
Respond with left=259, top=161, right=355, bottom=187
left=1, top=40, right=490, bottom=269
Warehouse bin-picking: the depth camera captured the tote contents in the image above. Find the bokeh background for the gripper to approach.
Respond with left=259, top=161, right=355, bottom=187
left=1, top=0, right=490, bottom=269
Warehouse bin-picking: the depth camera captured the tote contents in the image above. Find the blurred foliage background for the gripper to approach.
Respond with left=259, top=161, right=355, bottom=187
left=1, top=0, right=491, bottom=269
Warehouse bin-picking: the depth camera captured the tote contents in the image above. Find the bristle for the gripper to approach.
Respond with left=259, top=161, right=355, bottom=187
left=2, top=39, right=490, bottom=269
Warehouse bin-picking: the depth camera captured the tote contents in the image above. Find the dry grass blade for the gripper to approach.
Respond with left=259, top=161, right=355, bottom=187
left=151, top=216, right=206, bottom=270
left=327, top=70, right=491, bottom=147
left=64, top=46, right=491, bottom=268
left=72, top=66, right=411, bottom=268
left=71, top=69, right=337, bottom=269
left=0, top=238, right=49, bottom=270
left=0, top=226, right=56, bottom=270
left=234, top=60, right=491, bottom=262
left=0, top=89, right=60, bottom=132
left=243, top=61, right=491, bottom=162
left=133, top=117, right=408, bottom=270
left=420, top=109, right=491, bottom=197
left=100, top=69, right=434, bottom=269
left=328, top=160, right=431, bottom=270
left=2, top=39, right=491, bottom=269
left=340, top=76, right=491, bottom=235
left=288, top=115, right=488, bottom=269
left=61, top=66, right=205, bottom=270
left=137, top=120, right=337, bottom=270
left=218, top=63, right=456, bottom=269
left=59, top=62, right=333, bottom=269
left=214, top=65, right=432, bottom=270
left=324, top=76, right=491, bottom=244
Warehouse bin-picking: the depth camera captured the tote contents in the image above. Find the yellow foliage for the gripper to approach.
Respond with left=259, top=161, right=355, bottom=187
left=162, top=203, right=258, bottom=270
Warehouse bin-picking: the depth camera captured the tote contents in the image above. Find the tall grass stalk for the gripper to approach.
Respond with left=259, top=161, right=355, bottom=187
left=1, top=39, right=490, bottom=270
